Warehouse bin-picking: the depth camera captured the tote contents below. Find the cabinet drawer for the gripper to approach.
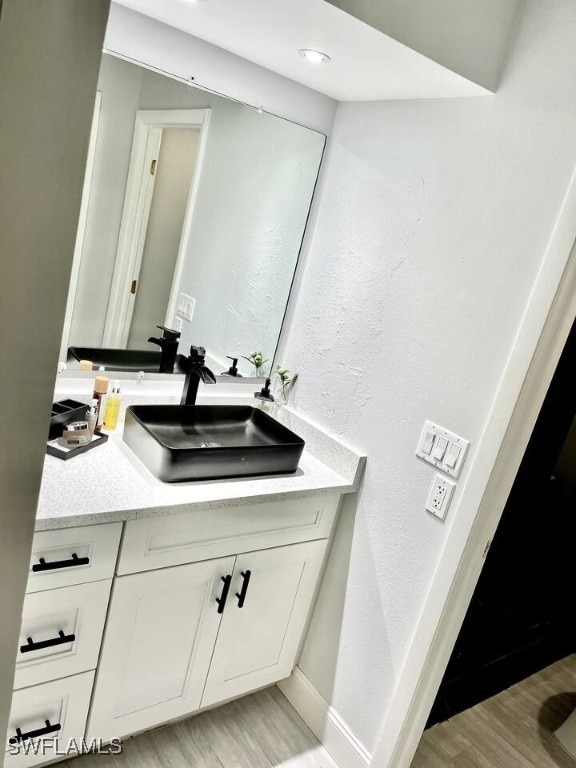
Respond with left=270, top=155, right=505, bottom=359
left=5, top=671, right=94, bottom=768
left=15, top=581, right=112, bottom=690
left=118, top=495, right=339, bottom=574
left=27, top=523, right=122, bottom=592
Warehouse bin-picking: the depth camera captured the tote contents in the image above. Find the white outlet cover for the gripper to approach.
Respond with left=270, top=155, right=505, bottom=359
left=425, top=473, right=456, bottom=521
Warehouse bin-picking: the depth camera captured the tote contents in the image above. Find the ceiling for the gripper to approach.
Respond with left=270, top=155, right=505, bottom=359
left=111, top=0, right=489, bottom=102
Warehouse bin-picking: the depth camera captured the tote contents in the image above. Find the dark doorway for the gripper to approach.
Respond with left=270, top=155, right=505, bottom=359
left=427, top=319, right=576, bottom=727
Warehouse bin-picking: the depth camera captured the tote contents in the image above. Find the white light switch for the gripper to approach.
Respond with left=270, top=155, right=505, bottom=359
left=432, top=436, right=448, bottom=461
left=445, top=443, right=461, bottom=469
left=416, top=421, right=469, bottom=479
left=422, top=432, right=435, bottom=455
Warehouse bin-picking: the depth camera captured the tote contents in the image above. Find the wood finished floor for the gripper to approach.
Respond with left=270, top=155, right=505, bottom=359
left=64, top=687, right=338, bottom=768
left=412, top=654, right=576, bottom=768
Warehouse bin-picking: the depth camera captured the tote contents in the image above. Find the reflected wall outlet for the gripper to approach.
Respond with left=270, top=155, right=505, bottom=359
left=426, top=474, right=456, bottom=521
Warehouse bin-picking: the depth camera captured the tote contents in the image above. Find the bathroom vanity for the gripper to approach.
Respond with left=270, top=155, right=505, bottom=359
left=6, top=392, right=364, bottom=767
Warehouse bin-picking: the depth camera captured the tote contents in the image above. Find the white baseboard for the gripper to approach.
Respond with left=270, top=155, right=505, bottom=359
left=278, top=667, right=372, bottom=768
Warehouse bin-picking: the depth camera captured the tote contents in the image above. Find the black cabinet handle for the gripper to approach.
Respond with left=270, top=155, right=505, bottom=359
left=235, top=570, right=252, bottom=608
left=9, top=720, right=62, bottom=744
left=215, top=575, right=232, bottom=614
left=32, top=553, right=90, bottom=572
left=20, top=630, right=76, bottom=654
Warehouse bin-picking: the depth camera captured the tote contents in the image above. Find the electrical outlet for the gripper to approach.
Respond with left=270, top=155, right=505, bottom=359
left=425, top=473, right=456, bottom=521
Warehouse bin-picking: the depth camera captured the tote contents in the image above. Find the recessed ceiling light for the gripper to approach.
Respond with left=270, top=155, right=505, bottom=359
left=298, top=49, right=331, bottom=65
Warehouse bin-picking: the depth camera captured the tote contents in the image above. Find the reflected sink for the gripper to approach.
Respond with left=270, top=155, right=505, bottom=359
left=68, top=346, right=162, bottom=372
left=123, top=405, right=305, bottom=482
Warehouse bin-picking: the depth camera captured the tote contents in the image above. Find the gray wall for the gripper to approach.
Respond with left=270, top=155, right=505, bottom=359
left=0, top=0, right=109, bottom=744
left=327, top=0, right=522, bottom=91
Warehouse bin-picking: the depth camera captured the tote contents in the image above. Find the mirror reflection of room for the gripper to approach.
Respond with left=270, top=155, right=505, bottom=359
left=61, top=53, right=325, bottom=376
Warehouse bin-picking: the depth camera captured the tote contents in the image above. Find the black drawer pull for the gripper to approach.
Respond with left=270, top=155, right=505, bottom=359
left=9, top=720, right=62, bottom=744
left=32, top=553, right=90, bottom=572
left=20, top=630, right=76, bottom=654
left=215, top=575, right=232, bottom=614
left=235, top=570, right=252, bottom=608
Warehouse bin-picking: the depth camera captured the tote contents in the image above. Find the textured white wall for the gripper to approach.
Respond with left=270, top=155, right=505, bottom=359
left=280, top=0, right=576, bottom=754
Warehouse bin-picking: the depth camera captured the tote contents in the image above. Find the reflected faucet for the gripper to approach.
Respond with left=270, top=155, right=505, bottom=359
left=180, top=346, right=217, bottom=406
left=148, top=326, right=181, bottom=374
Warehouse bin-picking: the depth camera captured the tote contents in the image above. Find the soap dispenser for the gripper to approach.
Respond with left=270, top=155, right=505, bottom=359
left=254, top=378, right=275, bottom=402
left=221, top=356, right=242, bottom=377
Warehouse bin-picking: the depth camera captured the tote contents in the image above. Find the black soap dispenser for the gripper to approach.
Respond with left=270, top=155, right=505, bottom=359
left=221, top=356, right=242, bottom=377
left=254, top=378, right=275, bottom=402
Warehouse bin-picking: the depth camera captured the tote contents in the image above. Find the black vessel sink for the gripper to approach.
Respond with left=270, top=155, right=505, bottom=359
left=68, top=346, right=163, bottom=373
left=123, top=405, right=305, bottom=482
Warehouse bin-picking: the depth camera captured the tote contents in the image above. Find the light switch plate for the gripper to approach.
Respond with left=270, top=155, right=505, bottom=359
left=176, top=293, right=195, bottom=322
left=416, top=420, right=469, bottom=479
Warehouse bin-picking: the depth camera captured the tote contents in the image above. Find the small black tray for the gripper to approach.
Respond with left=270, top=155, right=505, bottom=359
left=49, top=399, right=88, bottom=439
left=46, top=431, right=108, bottom=461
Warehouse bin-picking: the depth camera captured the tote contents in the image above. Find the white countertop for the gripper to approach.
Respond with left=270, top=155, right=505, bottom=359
left=36, top=389, right=365, bottom=530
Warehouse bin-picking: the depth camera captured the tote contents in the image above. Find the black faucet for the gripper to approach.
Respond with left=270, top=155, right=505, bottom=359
left=180, top=345, right=217, bottom=406
left=148, top=326, right=181, bottom=373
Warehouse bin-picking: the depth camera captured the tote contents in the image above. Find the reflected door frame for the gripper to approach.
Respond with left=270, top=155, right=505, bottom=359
left=102, top=108, right=210, bottom=348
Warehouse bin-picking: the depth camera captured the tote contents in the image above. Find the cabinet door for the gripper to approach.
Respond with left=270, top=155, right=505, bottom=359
left=86, top=556, right=235, bottom=742
left=201, top=539, right=327, bottom=707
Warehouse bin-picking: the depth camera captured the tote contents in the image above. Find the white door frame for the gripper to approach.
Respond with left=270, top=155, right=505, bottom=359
left=371, top=166, right=576, bottom=768
left=59, top=91, right=102, bottom=361
left=102, top=108, right=210, bottom=347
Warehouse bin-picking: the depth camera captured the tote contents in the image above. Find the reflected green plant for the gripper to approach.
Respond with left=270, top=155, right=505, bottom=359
left=242, top=351, right=269, bottom=377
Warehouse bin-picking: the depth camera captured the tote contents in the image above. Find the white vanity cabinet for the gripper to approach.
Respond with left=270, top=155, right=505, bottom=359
left=88, top=496, right=339, bottom=743
left=8, top=493, right=341, bottom=764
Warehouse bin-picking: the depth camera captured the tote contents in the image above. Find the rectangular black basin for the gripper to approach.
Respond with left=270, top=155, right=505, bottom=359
left=68, top=346, right=162, bottom=372
left=123, top=405, right=305, bottom=482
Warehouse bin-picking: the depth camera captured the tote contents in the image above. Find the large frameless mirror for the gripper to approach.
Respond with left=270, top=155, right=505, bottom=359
left=60, top=53, right=325, bottom=378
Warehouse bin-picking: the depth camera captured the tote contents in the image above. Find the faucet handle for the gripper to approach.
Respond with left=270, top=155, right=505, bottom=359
left=156, top=325, right=181, bottom=341
left=190, top=345, right=207, bottom=363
